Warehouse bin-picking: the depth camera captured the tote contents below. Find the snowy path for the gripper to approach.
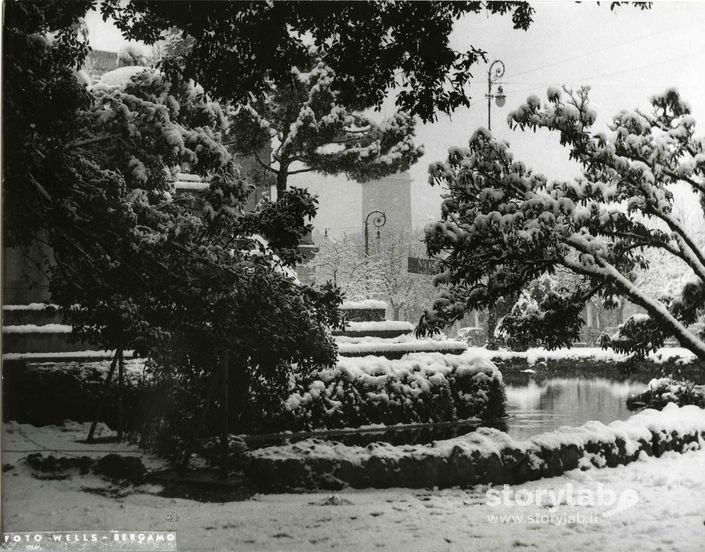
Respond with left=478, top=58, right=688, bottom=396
left=3, top=444, right=705, bottom=551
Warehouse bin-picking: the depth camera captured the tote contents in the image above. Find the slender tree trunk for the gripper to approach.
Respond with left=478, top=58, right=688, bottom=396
left=117, top=349, right=125, bottom=441
left=486, top=308, right=498, bottom=350
left=276, top=164, right=289, bottom=198
left=220, top=351, right=229, bottom=481
left=87, top=349, right=120, bottom=442
left=567, top=256, right=705, bottom=361
left=179, top=362, right=221, bottom=471
left=611, top=274, right=705, bottom=361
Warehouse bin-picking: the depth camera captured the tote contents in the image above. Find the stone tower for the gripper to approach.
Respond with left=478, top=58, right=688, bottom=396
left=361, top=171, right=412, bottom=234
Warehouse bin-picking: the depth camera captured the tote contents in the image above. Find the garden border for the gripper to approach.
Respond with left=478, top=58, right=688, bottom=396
left=246, top=403, right=705, bottom=490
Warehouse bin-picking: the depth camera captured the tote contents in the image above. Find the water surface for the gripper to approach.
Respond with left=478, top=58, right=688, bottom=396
left=503, top=377, right=647, bottom=440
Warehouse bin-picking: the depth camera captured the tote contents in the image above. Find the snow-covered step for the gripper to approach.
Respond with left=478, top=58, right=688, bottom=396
left=2, top=303, right=62, bottom=326
left=334, top=320, right=414, bottom=339
left=3, top=350, right=135, bottom=363
left=2, top=324, right=95, bottom=354
left=340, top=300, right=387, bottom=322
left=337, top=338, right=467, bottom=359
left=335, top=334, right=468, bottom=358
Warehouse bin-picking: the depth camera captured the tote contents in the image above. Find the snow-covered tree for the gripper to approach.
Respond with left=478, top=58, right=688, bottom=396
left=418, top=87, right=705, bottom=360
left=54, top=68, right=343, bottom=444
left=117, top=43, right=150, bottom=67
left=498, top=274, right=585, bottom=351
left=309, top=234, right=379, bottom=301
left=369, top=229, right=438, bottom=321
left=227, top=62, right=424, bottom=197
left=102, top=1, right=536, bottom=122
left=311, top=229, right=437, bottom=320
left=4, top=0, right=344, bottom=452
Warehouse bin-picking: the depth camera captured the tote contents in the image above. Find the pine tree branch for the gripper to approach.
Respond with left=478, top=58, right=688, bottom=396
left=252, top=152, right=278, bottom=174
left=286, top=167, right=313, bottom=175
left=66, top=134, right=119, bottom=149
left=29, top=173, right=52, bottom=202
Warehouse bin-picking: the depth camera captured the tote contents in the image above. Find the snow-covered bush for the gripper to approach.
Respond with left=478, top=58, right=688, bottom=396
left=627, top=378, right=705, bottom=410
left=252, top=352, right=506, bottom=432
left=600, top=314, right=667, bottom=357
left=498, top=276, right=585, bottom=351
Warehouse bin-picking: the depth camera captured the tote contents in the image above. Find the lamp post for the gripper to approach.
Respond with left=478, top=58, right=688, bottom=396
left=364, top=209, right=387, bottom=256
left=486, top=59, right=506, bottom=131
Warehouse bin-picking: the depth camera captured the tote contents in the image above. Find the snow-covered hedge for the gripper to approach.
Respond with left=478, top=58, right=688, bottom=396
left=272, top=352, right=505, bottom=432
left=3, top=360, right=145, bottom=427
left=472, top=347, right=705, bottom=386
left=627, top=378, right=705, bottom=410
left=247, top=403, right=705, bottom=490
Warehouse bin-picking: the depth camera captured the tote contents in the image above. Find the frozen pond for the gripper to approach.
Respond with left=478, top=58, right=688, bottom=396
left=245, top=376, right=649, bottom=449
left=503, top=377, right=647, bottom=440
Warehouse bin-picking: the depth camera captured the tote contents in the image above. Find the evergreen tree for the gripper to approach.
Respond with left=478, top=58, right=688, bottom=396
left=101, top=0, right=537, bottom=122
left=418, top=87, right=705, bottom=360
left=3, top=0, right=343, bottom=452
left=227, top=62, right=424, bottom=197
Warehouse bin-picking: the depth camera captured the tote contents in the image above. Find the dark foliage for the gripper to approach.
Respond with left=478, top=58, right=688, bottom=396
left=101, top=0, right=535, bottom=122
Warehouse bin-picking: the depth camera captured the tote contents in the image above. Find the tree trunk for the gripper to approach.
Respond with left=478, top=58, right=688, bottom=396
left=87, top=349, right=120, bottom=442
left=276, top=164, right=289, bottom=198
left=601, top=262, right=705, bottom=361
left=486, top=308, right=498, bottom=350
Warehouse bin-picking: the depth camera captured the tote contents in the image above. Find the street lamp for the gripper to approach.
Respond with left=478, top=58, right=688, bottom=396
left=364, top=209, right=387, bottom=256
left=486, top=59, right=506, bottom=131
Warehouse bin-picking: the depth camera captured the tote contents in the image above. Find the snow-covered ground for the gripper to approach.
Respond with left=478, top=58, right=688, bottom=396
left=3, top=422, right=705, bottom=551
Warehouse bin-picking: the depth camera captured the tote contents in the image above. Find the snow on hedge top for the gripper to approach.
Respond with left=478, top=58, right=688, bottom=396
left=284, top=350, right=500, bottom=416
left=341, top=300, right=387, bottom=310
left=469, top=346, right=697, bottom=365
left=332, top=350, right=498, bottom=383
left=252, top=403, right=705, bottom=464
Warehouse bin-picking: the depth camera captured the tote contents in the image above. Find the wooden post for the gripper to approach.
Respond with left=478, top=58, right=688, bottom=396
left=87, top=349, right=120, bottom=443
left=117, top=349, right=125, bottom=441
left=220, top=350, right=229, bottom=481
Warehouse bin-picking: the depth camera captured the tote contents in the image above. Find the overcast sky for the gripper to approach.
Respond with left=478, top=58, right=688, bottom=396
left=86, top=2, right=705, bottom=232
left=411, top=1, right=705, bottom=224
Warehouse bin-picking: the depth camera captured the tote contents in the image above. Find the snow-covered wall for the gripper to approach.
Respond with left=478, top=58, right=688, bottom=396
left=247, top=403, right=705, bottom=490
